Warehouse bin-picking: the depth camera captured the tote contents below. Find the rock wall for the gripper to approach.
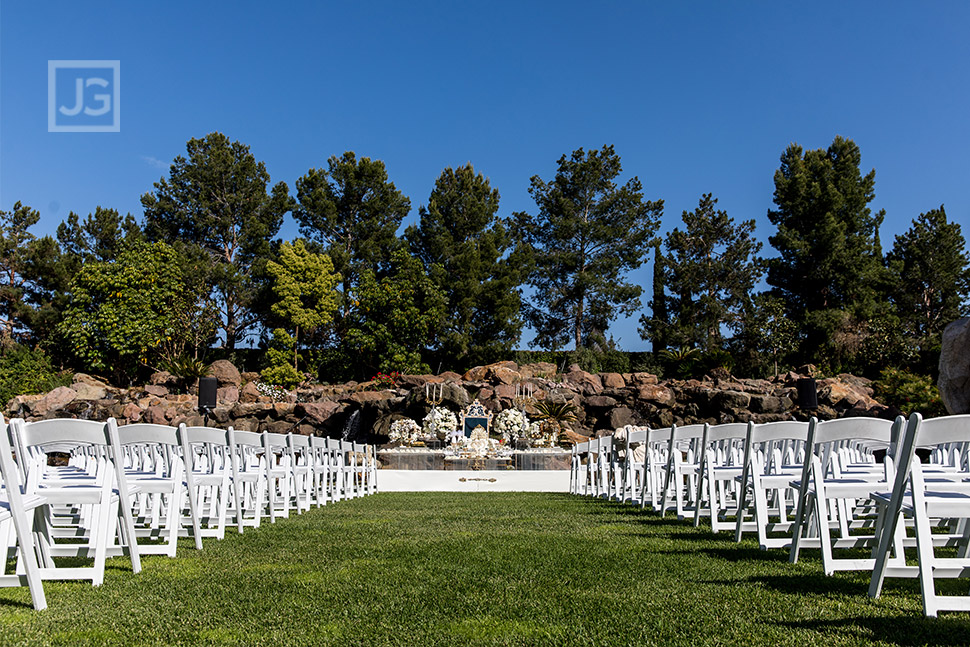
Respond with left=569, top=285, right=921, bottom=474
left=6, top=360, right=898, bottom=442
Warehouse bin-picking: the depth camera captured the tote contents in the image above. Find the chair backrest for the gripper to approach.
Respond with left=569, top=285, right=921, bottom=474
left=117, top=423, right=180, bottom=446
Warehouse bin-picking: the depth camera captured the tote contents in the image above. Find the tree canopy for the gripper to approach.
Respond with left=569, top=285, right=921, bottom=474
left=766, top=136, right=888, bottom=362
left=514, top=145, right=663, bottom=350
left=405, top=164, right=524, bottom=366
left=142, top=132, right=291, bottom=349
left=642, top=193, right=762, bottom=352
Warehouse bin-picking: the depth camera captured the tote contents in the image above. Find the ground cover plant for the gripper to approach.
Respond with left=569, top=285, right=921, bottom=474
left=1, top=493, right=968, bottom=646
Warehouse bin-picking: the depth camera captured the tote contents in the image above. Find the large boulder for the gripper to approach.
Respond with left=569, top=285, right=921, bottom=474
left=209, top=360, right=241, bottom=387
left=564, top=367, right=603, bottom=395
left=940, top=318, right=970, bottom=414
left=32, top=386, right=77, bottom=416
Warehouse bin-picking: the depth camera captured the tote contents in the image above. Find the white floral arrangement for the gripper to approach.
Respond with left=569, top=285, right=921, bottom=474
left=493, top=409, right=531, bottom=443
left=254, top=381, right=290, bottom=402
left=422, top=407, right=458, bottom=439
left=388, top=418, right=423, bottom=445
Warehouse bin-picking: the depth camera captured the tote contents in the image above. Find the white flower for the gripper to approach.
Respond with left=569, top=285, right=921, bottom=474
left=389, top=418, right=422, bottom=445
left=422, top=407, right=458, bottom=439
left=493, top=409, right=530, bottom=442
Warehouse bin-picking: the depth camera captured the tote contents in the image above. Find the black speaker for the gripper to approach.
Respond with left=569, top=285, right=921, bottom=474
left=796, top=377, right=818, bottom=410
left=198, top=376, right=218, bottom=413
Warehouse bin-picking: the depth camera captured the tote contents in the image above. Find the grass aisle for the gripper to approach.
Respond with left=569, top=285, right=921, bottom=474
left=1, top=492, right=968, bottom=646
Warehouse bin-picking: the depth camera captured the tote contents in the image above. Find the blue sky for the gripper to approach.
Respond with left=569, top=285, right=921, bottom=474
left=1, top=2, right=968, bottom=351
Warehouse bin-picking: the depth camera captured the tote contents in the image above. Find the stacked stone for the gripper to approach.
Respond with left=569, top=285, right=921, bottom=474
left=7, top=359, right=898, bottom=444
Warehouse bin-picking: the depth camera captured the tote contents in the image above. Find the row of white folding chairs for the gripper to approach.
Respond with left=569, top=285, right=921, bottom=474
left=571, top=414, right=970, bottom=616
left=0, top=415, right=379, bottom=609
left=571, top=420, right=858, bottom=548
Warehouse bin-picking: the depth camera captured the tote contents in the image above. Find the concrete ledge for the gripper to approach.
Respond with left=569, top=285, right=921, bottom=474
left=376, top=470, right=570, bottom=492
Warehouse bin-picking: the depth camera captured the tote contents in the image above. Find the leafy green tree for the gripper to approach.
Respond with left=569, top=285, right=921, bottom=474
left=58, top=242, right=185, bottom=384
left=643, top=194, right=762, bottom=352
left=0, top=202, right=40, bottom=339
left=265, top=239, right=340, bottom=371
left=344, top=249, right=445, bottom=376
left=514, top=145, right=663, bottom=350
left=732, top=293, right=798, bottom=377
left=405, top=164, right=523, bottom=367
left=142, top=132, right=291, bottom=349
left=887, top=206, right=970, bottom=344
left=766, top=136, right=888, bottom=362
left=294, top=152, right=411, bottom=306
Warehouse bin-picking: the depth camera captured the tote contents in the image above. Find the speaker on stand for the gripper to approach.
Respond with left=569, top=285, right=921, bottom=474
left=198, top=376, right=217, bottom=427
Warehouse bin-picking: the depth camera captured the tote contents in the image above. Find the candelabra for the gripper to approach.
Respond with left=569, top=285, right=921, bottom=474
left=513, top=382, right=535, bottom=415
left=424, top=382, right=444, bottom=407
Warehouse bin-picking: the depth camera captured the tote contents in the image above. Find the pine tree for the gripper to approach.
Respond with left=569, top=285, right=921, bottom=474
left=766, top=136, right=888, bottom=362
left=142, top=133, right=291, bottom=349
left=405, top=164, right=523, bottom=367
left=887, top=205, right=970, bottom=344
left=658, top=194, right=762, bottom=352
left=514, top=145, right=662, bottom=351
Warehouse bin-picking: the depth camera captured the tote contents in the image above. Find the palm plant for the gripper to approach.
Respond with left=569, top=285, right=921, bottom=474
left=532, top=400, right=579, bottom=443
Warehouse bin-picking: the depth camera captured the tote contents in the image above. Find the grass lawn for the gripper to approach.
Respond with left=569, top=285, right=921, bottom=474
left=1, top=492, right=968, bottom=646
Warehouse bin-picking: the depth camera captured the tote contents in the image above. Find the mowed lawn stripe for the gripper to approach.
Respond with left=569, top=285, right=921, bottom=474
left=1, top=492, right=968, bottom=646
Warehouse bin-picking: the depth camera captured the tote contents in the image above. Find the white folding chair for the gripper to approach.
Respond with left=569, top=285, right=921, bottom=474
left=660, top=423, right=708, bottom=519
left=619, top=427, right=647, bottom=505
left=694, top=422, right=750, bottom=531
left=182, top=425, right=232, bottom=540
left=262, top=432, right=294, bottom=521
left=0, top=420, right=47, bottom=610
left=640, top=426, right=673, bottom=511
left=788, top=416, right=897, bottom=573
left=227, top=428, right=267, bottom=533
left=733, top=420, right=811, bottom=549
left=869, top=413, right=970, bottom=616
left=118, top=423, right=201, bottom=556
left=308, top=435, right=331, bottom=507
left=287, top=433, right=313, bottom=513
left=11, top=417, right=142, bottom=585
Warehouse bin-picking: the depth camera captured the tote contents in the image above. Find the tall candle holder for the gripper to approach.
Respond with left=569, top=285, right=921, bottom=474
left=425, top=382, right=444, bottom=408
left=513, top=382, right=535, bottom=415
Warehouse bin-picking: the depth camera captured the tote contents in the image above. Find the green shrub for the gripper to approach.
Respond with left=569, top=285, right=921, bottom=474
left=872, top=367, right=947, bottom=417
left=0, top=345, right=73, bottom=405
left=260, top=329, right=303, bottom=389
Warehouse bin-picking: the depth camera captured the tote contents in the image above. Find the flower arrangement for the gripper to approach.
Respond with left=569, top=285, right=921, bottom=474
left=388, top=418, right=423, bottom=445
left=493, top=409, right=531, bottom=443
left=369, top=371, right=400, bottom=390
left=422, top=407, right=458, bottom=439
left=253, top=380, right=290, bottom=402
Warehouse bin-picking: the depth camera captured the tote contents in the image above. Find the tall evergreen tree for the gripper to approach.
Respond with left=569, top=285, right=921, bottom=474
left=646, top=194, right=762, bottom=352
left=766, top=136, right=887, bottom=361
left=639, top=242, right=670, bottom=354
left=141, top=132, right=291, bottom=349
left=0, top=202, right=40, bottom=339
left=293, top=152, right=411, bottom=307
left=405, top=164, right=523, bottom=367
left=887, top=205, right=970, bottom=344
left=56, top=207, right=142, bottom=263
left=514, top=145, right=663, bottom=351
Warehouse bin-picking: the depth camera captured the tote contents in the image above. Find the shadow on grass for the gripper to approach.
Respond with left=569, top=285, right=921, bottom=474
left=699, top=545, right=791, bottom=563
left=0, top=595, right=35, bottom=610
left=776, top=615, right=970, bottom=646
left=750, top=572, right=868, bottom=596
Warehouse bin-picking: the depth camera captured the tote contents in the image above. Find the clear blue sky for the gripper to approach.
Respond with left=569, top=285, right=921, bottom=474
left=1, top=2, right=968, bottom=351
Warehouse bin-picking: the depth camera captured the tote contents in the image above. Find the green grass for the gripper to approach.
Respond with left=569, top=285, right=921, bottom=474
left=1, top=493, right=968, bottom=646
